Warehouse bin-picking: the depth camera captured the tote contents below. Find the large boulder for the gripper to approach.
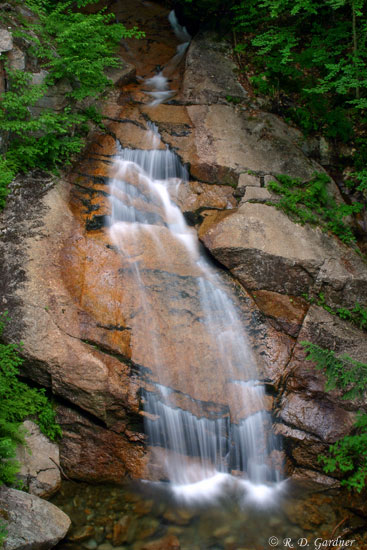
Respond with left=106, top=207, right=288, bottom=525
left=181, top=32, right=248, bottom=105
left=199, top=202, right=367, bottom=309
left=144, top=103, right=324, bottom=186
left=16, top=420, right=61, bottom=499
left=57, top=405, right=147, bottom=483
left=0, top=29, right=13, bottom=53
left=0, top=487, right=70, bottom=550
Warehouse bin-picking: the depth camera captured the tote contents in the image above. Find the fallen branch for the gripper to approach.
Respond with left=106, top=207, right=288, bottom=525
left=49, top=456, right=71, bottom=481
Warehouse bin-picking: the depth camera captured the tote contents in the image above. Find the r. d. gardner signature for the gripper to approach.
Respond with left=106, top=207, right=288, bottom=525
left=268, top=536, right=356, bottom=548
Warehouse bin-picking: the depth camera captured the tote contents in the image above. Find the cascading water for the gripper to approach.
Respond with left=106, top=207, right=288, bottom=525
left=142, top=11, right=190, bottom=106
left=108, top=11, right=283, bottom=502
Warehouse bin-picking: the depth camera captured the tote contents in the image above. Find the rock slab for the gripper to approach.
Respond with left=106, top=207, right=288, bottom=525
left=0, top=487, right=70, bottom=550
left=200, top=202, right=367, bottom=308
left=16, top=420, right=61, bottom=499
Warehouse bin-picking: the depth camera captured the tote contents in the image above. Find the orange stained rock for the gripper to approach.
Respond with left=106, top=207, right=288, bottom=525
left=252, top=290, right=309, bottom=326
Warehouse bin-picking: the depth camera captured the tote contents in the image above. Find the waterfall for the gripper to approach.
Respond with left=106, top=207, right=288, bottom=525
left=107, top=11, right=282, bottom=501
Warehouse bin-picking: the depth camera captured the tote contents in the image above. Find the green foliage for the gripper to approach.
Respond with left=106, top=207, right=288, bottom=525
left=0, top=312, right=61, bottom=487
left=302, top=341, right=367, bottom=491
left=225, top=94, right=242, bottom=104
left=26, top=3, right=144, bottom=100
left=0, top=159, right=14, bottom=210
left=0, top=520, right=7, bottom=548
left=320, top=413, right=367, bottom=492
left=304, top=293, right=367, bottom=330
left=0, top=0, right=143, bottom=209
left=0, top=69, right=87, bottom=175
left=230, top=0, right=367, bottom=142
left=267, top=172, right=363, bottom=245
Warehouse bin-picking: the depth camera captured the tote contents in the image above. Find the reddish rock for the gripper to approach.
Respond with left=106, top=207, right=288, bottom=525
left=251, top=290, right=308, bottom=337
left=277, top=306, right=367, bottom=476
left=134, top=534, right=180, bottom=550
left=57, top=405, right=148, bottom=482
left=112, top=515, right=134, bottom=545
left=172, top=180, right=236, bottom=222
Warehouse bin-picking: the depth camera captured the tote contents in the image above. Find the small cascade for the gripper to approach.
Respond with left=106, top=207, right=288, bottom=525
left=108, top=11, right=283, bottom=502
left=142, top=10, right=191, bottom=106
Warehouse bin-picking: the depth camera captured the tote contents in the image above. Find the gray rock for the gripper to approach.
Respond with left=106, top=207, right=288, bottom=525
left=182, top=32, right=247, bottom=105
left=240, top=186, right=275, bottom=204
left=0, top=29, right=13, bottom=53
left=105, top=62, right=136, bottom=87
left=31, top=78, right=72, bottom=115
left=291, top=468, right=341, bottom=488
left=30, top=70, right=48, bottom=87
left=16, top=420, right=61, bottom=499
left=0, top=486, right=70, bottom=550
left=279, top=392, right=355, bottom=443
left=164, top=104, right=328, bottom=184
left=199, top=202, right=367, bottom=308
left=237, top=173, right=261, bottom=188
left=7, top=47, right=25, bottom=71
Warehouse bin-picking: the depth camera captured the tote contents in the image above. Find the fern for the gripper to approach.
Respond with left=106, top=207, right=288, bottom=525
left=0, top=312, right=61, bottom=487
left=304, top=293, right=367, bottom=331
left=302, top=341, right=367, bottom=490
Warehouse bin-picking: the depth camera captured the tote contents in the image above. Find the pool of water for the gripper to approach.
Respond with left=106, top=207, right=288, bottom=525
left=52, top=478, right=367, bottom=550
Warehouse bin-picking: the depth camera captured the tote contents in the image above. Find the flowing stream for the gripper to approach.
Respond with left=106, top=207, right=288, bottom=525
left=107, top=11, right=282, bottom=502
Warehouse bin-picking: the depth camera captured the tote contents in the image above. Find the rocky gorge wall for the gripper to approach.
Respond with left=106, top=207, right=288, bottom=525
left=0, top=0, right=367, bottom=490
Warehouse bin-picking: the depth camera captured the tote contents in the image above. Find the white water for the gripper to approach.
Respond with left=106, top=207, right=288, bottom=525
left=108, top=11, right=283, bottom=503
left=143, top=11, right=190, bottom=106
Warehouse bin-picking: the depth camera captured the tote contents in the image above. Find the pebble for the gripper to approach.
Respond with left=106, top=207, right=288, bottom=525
left=69, top=525, right=95, bottom=542
left=213, top=525, right=231, bottom=538
left=83, top=540, right=98, bottom=550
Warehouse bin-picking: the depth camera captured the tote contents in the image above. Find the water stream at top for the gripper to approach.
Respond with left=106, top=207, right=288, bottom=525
left=108, top=11, right=283, bottom=504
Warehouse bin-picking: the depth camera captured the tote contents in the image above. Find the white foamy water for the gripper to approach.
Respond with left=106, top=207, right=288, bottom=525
left=107, top=11, right=283, bottom=504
